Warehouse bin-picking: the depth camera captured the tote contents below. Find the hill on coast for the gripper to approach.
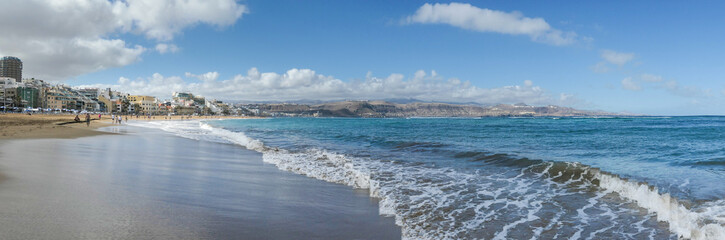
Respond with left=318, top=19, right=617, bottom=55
left=241, top=101, right=619, bottom=118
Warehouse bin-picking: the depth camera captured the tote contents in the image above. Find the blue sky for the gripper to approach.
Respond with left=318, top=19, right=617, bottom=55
left=1, top=1, right=724, bottom=115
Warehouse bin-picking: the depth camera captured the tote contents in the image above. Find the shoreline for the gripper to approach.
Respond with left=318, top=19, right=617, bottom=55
left=0, top=113, right=259, bottom=139
left=0, top=123, right=400, bottom=239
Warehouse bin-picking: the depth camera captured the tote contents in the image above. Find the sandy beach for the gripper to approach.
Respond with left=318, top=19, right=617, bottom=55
left=0, top=118, right=400, bottom=239
left=0, top=113, right=113, bottom=139
left=0, top=113, right=261, bottom=139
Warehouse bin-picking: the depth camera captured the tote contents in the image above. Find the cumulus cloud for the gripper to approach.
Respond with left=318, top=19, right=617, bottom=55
left=0, top=0, right=246, bottom=80
left=601, top=50, right=635, bottom=66
left=155, top=43, right=180, bottom=54
left=185, top=72, right=219, bottom=82
left=621, top=77, right=641, bottom=91
left=80, top=68, right=577, bottom=106
left=404, top=3, right=577, bottom=45
left=112, top=0, right=248, bottom=41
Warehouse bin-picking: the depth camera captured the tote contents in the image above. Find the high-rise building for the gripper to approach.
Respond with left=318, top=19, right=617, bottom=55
left=0, top=56, right=22, bottom=82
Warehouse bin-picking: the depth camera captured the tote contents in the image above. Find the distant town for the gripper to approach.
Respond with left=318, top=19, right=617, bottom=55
left=1, top=56, right=620, bottom=118
left=0, top=56, right=248, bottom=116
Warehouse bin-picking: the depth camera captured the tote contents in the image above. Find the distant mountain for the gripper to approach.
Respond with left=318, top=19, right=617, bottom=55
left=240, top=100, right=622, bottom=118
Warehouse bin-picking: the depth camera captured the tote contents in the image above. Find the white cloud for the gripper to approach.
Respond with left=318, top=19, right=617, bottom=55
left=621, top=77, right=641, bottom=91
left=659, top=80, right=708, bottom=98
left=80, top=68, right=577, bottom=106
left=0, top=0, right=246, bottom=80
left=524, top=80, right=533, bottom=87
left=601, top=50, right=635, bottom=66
left=112, top=0, right=248, bottom=41
left=405, top=3, right=577, bottom=45
left=619, top=73, right=709, bottom=98
left=591, top=62, right=609, bottom=73
left=155, top=43, right=180, bottom=54
left=185, top=72, right=219, bottom=82
left=640, top=73, right=663, bottom=82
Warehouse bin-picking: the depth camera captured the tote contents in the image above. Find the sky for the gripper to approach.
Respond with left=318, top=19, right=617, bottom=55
left=0, top=0, right=724, bottom=115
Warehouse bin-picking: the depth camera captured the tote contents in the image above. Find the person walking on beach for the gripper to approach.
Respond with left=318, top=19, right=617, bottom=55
left=117, top=115, right=122, bottom=124
left=111, top=114, right=115, bottom=123
left=85, top=113, right=91, bottom=127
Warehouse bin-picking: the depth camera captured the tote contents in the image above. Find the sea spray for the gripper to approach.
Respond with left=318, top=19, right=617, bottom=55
left=199, top=122, right=266, bottom=152
left=596, top=172, right=725, bottom=240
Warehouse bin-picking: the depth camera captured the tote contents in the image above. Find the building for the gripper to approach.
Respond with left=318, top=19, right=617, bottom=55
left=98, top=88, right=129, bottom=113
left=0, top=78, right=14, bottom=107
left=76, top=88, right=99, bottom=101
left=22, top=78, right=47, bottom=88
left=205, top=99, right=230, bottom=115
left=173, top=106, right=196, bottom=115
left=172, top=92, right=195, bottom=106
left=17, top=87, right=40, bottom=108
left=128, top=95, right=159, bottom=115
left=43, top=86, right=99, bottom=111
left=44, top=87, right=69, bottom=110
left=0, top=56, right=22, bottom=83
left=1, top=78, right=24, bottom=108
left=97, top=94, right=115, bottom=113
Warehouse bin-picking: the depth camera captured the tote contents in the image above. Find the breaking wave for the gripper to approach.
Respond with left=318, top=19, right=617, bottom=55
left=133, top=120, right=725, bottom=239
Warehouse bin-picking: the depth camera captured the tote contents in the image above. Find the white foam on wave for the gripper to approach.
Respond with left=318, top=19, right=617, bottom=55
left=261, top=149, right=373, bottom=189
left=127, top=120, right=209, bottom=141
left=596, top=171, right=725, bottom=240
left=132, top=120, right=724, bottom=240
left=198, top=123, right=266, bottom=152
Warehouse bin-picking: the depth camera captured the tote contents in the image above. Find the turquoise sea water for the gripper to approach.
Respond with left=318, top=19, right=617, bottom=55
left=139, top=117, right=725, bottom=239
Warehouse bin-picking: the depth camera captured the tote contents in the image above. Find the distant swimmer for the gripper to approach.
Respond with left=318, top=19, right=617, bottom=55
left=85, top=113, right=91, bottom=127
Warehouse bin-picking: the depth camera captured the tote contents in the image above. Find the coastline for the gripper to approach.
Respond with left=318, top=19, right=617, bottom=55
left=0, top=113, right=260, bottom=139
left=0, top=123, right=400, bottom=239
left=0, top=113, right=113, bottom=139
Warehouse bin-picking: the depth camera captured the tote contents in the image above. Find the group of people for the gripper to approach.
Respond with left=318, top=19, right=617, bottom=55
left=74, top=113, right=202, bottom=126
left=73, top=113, right=92, bottom=127
left=109, top=114, right=125, bottom=124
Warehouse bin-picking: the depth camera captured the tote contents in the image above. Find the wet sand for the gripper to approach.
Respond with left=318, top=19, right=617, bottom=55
left=0, top=125, right=400, bottom=239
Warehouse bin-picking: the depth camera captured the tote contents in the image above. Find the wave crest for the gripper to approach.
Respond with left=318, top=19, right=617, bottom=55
left=137, top=120, right=725, bottom=240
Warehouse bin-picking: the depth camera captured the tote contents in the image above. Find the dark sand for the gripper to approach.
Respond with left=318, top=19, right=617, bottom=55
left=0, top=126, right=400, bottom=239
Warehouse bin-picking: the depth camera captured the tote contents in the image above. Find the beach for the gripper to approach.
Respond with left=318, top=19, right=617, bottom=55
left=0, top=116, right=400, bottom=239
left=0, top=113, right=265, bottom=139
left=0, top=113, right=113, bottom=139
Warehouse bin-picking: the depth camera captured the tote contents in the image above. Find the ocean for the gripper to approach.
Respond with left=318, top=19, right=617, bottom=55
left=135, top=116, right=725, bottom=239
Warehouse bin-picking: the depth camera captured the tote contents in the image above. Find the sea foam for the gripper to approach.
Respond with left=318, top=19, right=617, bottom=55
left=131, top=120, right=724, bottom=240
left=596, top=172, right=725, bottom=240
